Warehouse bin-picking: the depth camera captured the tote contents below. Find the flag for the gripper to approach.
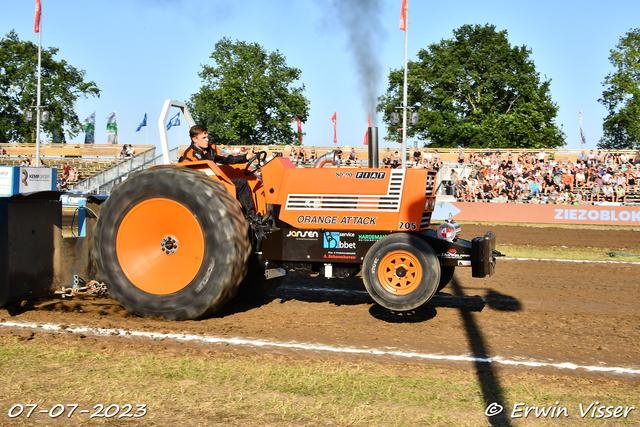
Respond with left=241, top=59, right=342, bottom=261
left=579, top=110, right=586, bottom=146
left=136, top=112, right=147, bottom=132
left=166, top=112, right=180, bottom=131
left=53, top=128, right=64, bottom=144
left=82, top=112, right=95, bottom=144
left=35, top=0, right=41, bottom=33
left=331, top=111, right=337, bottom=143
left=399, top=0, right=407, bottom=32
left=296, top=117, right=302, bottom=143
left=363, top=113, right=371, bottom=145
left=106, top=111, right=118, bottom=144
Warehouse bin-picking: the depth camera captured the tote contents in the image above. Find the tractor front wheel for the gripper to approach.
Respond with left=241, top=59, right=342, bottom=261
left=93, top=166, right=251, bottom=320
left=362, top=233, right=440, bottom=311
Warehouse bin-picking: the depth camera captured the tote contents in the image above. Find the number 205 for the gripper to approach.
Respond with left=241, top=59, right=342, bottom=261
left=398, top=221, right=417, bottom=230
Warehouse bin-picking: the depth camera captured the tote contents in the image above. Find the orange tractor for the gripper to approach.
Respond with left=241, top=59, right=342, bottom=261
left=94, top=143, right=498, bottom=320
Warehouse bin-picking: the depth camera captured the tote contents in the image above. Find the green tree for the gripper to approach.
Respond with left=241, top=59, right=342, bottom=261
left=188, top=38, right=310, bottom=146
left=378, top=24, right=565, bottom=149
left=599, top=29, right=640, bottom=150
left=0, top=30, right=100, bottom=144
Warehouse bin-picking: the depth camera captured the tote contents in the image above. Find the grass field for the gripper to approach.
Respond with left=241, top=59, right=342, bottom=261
left=496, top=244, right=640, bottom=261
left=1, top=336, right=637, bottom=426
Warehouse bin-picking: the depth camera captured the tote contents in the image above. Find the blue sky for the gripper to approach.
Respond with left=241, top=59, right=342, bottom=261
left=2, top=0, right=639, bottom=152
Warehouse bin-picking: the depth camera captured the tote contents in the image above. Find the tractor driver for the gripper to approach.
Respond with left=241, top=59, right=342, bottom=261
left=179, top=125, right=258, bottom=220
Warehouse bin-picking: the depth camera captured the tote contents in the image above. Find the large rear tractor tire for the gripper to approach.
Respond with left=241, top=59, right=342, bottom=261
left=362, top=233, right=440, bottom=311
left=93, top=166, right=251, bottom=320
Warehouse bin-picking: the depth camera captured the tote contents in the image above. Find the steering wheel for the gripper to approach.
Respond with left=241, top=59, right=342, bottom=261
left=244, top=151, right=268, bottom=176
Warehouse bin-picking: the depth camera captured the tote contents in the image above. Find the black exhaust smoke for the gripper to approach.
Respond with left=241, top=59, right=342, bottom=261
left=324, top=0, right=385, bottom=124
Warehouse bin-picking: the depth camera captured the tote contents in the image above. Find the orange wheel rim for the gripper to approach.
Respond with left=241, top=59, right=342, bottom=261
left=116, top=198, right=205, bottom=295
left=377, top=251, right=422, bottom=295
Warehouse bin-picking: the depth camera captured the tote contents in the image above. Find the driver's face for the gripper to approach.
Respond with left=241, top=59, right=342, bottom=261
left=192, top=132, right=209, bottom=150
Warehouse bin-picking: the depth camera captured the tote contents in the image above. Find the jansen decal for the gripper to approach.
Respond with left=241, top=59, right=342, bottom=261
left=286, top=230, right=319, bottom=239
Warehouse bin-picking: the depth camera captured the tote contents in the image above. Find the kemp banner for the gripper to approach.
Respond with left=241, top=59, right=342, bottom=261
left=433, top=201, right=640, bottom=226
left=18, top=167, right=57, bottom=194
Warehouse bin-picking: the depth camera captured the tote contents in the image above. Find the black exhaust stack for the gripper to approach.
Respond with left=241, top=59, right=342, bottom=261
left=367, top=126, right=379, bottom=168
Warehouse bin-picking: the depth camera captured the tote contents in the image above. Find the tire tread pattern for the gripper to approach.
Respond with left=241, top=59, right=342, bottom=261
left=93, top=166, right=251, bottom=320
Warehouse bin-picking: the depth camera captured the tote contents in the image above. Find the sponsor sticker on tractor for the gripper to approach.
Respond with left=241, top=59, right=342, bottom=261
left=286, top=230, right=319, bottom=241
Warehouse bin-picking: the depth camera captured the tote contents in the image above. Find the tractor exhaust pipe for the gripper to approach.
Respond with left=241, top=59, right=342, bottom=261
left=368, top=127, right=379, bottom=168
left=313, top=150, right=341, bottom=168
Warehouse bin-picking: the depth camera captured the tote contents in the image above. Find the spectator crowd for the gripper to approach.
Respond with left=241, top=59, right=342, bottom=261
left=430, top=148, right=640, bottom=205
left=56, top=161, right=80, bottom=190
left=118, top=144, right=136, bottom=160
left=271, top=145, right=640, bottom=206
left=384, top=147, right=444, bottom=170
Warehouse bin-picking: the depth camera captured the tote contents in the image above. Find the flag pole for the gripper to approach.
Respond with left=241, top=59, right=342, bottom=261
left=401, top=0, right=409, bottom=169
left=35, top=10, right=42, bottom=166
left=146, top=111, right=148, bottom=145
left=579, top=110, right=584, bottom=148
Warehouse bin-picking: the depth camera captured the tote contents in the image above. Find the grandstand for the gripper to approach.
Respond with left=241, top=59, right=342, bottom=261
left=210, top=145, right=639, bottom=168
left=0, top=143, right=155, bottom=192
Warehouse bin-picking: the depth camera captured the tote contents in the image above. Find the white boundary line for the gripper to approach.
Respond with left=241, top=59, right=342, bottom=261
left=2, top=321, right=639, bottom=376
left=502, top=257, right=640, bottom=265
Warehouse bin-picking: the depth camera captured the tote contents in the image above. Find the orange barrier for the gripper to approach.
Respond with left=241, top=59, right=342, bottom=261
left=436, top=202, right=640, bottom=226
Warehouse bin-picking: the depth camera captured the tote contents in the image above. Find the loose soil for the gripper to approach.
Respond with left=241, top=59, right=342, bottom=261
left=2, top=223, right=639, bottom=374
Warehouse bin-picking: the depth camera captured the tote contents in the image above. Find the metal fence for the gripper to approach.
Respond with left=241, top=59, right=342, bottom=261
left=70, top=148, right=168, bottom=195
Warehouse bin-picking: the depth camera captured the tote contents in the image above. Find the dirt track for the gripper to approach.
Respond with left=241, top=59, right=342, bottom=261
left=1, top=224, right=639, bottom=380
